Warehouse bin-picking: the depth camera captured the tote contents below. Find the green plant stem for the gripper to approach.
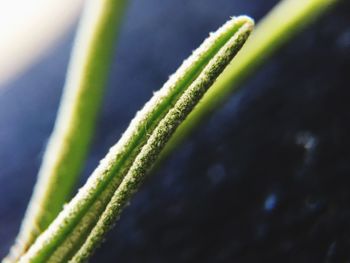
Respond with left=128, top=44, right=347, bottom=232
left=4, top=0, right=127, bottom=262
left=161, top=0, right=338, bottom=161
left=18, top=16, right=254, bottom=263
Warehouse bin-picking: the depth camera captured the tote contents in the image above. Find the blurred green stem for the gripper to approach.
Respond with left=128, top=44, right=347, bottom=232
left=161, top=0, right=338, bottom=159
left=4, top=0, right=127, bottom=262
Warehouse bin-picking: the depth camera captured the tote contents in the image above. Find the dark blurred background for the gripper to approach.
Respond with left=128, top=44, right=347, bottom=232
left=1, top=0, right=350, bottom=262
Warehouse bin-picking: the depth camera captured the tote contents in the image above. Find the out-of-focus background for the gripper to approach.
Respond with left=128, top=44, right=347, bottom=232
left=1, top=0, right=350, bottom=262
left=0, top=0, right=83, bottom=86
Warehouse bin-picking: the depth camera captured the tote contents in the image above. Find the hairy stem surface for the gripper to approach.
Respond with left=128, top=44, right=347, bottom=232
left=19, top=16, right=254, bottom=263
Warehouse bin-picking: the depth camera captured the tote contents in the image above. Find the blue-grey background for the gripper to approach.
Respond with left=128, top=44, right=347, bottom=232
left=1, top=0, right=350, bottom=262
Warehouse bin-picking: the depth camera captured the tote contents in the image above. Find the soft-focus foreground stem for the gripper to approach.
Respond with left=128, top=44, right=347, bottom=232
left=18, top=16, right=253, bottom=263
left=4, top=0, right=127, bottom=262
left=161, top=0, right=338, bottom=159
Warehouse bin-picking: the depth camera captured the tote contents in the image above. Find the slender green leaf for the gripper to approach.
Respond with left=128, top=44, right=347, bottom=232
left=18, top=16, right=254, bottom=263
left=4, top=1, right=127, bottom=262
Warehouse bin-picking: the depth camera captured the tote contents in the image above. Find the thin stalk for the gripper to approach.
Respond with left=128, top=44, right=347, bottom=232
left=161, top=0, right=338, bottom=160
left=18, top=16, right=254, bottom=263
left=4, top=0, right=127, bottom=262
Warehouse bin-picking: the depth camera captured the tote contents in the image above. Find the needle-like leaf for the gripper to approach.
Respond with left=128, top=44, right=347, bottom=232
left=18, top=16, right=254, bottom=263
